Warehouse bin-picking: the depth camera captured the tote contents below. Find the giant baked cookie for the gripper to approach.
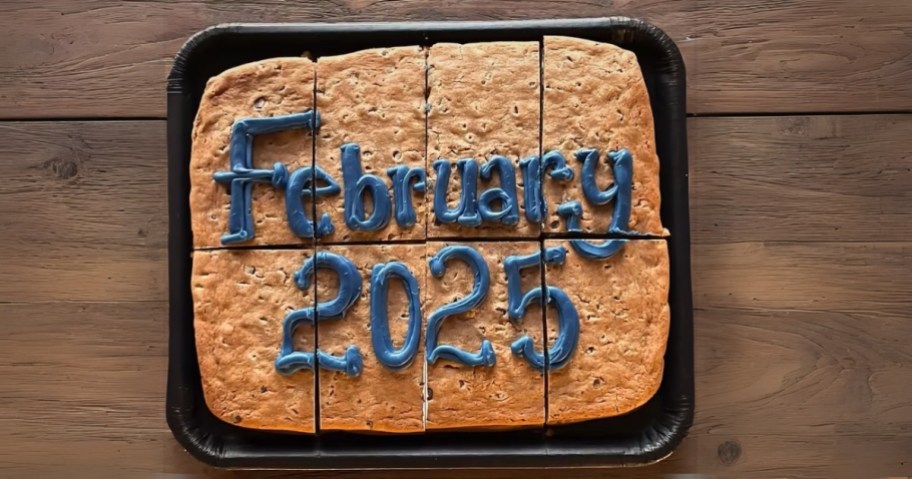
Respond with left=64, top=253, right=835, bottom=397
left=190, top=37, right=669, bottom=433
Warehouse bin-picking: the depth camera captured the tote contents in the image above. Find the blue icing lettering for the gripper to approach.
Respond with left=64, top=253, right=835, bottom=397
left=213, top=110, right=320, bottom=245
left=312, top=167, right=342, bottom=237
left=426, top=245, right=495, bottom=367
left=605, top=148, right=633, bottom=234
left=542, top=150, right=575, bottom=182
left=557, top=200, right=628, bottom=260
left=340, top=143, right=392, bottom=231
left=386, top=165, right=426, bottom=228
left=478, top=156, right=519, bottom=225
left=518, top=155, right=542, bottom=222
left=532, top=150, right=575, bottom=223
left=370, top=262, right=422, bottom=369
left=284, top=166, right=340, bottom=238
left=540, top=285, right=579, bottom=370
left=275, top=254, right=319, bottom=375
left=503, top=250, right=546, bottom=370
left=503, top=251, right=543, bottom=321
left=275, top=251, right=364, bottom=377
left=576, top=148, right=633, bottom=234
left=432, top=158, right=481, bottom=227
left=317, top=347, right=363, bottom=378
left=502, top=247, right=580, bottom=371
left=540, top=245, right=580, bottom=370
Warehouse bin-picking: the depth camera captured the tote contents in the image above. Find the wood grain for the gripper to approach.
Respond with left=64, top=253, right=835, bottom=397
left=0, top=121, right=167, bottom=302
left=690, top=115, right=912, bottom=244
left=1, top=0, right=911, bottom=118
left=0, top=116, right=910, bottom=478
left=2, top=299, right=909, bottom=479
left=0, top=302, right=173, bottom=478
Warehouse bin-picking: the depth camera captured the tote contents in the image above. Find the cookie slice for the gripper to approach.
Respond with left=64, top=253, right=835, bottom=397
left=541, top=36, right=665, bottom=236
left=316, top=244, right=426, bottom=432
left=192, top=248, right=317, bottom=432
left=427, top=42, right=541, bottom=239
left=544, top=239, right=669, bottom=424
left=316, top=47, right=427, bottom=243
left=425, top=241, right=545, bottom=429
left=190, top=57, right=318, bottom=248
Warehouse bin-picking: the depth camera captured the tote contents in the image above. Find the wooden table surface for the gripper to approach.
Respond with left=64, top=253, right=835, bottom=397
left=1, top=1, right=910, bottom=478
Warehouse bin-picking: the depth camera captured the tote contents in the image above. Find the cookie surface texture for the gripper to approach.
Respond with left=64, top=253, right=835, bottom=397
left=544, top=239, right=670, bottom=424
left=427, top=42, right=541, bottom=238
left=316, top=244, right=426, bottom=432
left=190, top=57, right=317, bottom=248
left=425, top=241, right=545, bottom=430
left=316, top=47, right=427, bottom=243
left=193, top=248, right=317, bottom=432
left=542, top=36, right=664, bottom=236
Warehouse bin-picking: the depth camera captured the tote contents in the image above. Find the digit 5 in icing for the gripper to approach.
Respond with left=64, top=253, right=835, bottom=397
left=504, top=247, right=580, bottom=371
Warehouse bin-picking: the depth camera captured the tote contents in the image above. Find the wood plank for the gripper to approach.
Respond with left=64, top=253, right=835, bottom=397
left=0, top=301, right=172, bottom=477
left=694, top=308, right=912, bottom=436
left=693, top=241, right=912, bottom=314
left=3, top=303, right=911, bottom=477
left=0, top=121, right=167, bottom=302
left=690, top=115, right=912, bottom=244
left=2, top=115, right=908, bottom=302
left=1, top=116, right=910, bottom=477
left=1, top=0, right=911, bottom=118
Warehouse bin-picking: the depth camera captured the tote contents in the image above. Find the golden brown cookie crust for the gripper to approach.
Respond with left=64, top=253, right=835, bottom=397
left=317, top=244, right=426, bottom=433
left=189, top=38, right=671, bottom=434
left=190, top=57, right=316, bottom=249
left=316, top=47, right=427, bottom=243
left=545, top=239, right=669, bottom=424
left=542, top=36, right=665, bottom=236
left=427, top=42, right=541, bottom=239
left=193, top=248, right=317, bottom=432
left=425, top=241, right=545, bottom=430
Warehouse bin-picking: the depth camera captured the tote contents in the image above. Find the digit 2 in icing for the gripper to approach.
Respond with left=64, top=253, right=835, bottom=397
left=425, top=245, right=496, bottom=367
left=275, top=251, right=364, bottom=377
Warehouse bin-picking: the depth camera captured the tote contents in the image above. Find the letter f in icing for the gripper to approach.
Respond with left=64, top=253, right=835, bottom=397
left=213, top=111, right=320, bottom=245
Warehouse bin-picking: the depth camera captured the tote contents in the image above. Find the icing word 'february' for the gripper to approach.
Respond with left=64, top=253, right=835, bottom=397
left=212, top=110, right=634, bottom=243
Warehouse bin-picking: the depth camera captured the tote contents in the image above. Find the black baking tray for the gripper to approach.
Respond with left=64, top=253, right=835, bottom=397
left=167, top=17, right=693, bottom=470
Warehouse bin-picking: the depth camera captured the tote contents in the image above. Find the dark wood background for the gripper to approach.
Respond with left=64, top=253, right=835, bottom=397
left=1, top=1, right=910, bottom=478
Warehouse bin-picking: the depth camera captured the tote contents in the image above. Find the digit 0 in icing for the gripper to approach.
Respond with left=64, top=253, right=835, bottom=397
left=370, top=262, right=422, bottom=369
